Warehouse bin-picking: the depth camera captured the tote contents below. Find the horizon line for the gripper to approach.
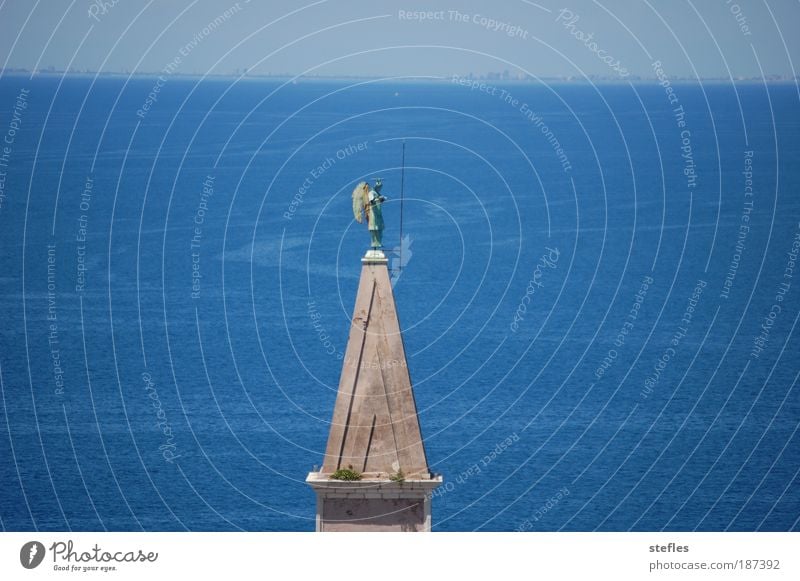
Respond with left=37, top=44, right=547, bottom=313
left=1, top=69, right=797, bottom=84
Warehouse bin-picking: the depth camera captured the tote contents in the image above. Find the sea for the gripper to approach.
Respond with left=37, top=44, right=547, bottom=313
left=0, top=75, right=798, bottom=531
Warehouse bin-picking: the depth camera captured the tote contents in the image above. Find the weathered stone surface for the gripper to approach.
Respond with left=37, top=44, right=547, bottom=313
left=320, top=258, right=430, bottom=479
left=321, top=498, right=424, bottom=532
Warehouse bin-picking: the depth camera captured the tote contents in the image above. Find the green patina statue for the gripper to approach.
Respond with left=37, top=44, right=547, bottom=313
left=352, top=178, right=387, bottom=249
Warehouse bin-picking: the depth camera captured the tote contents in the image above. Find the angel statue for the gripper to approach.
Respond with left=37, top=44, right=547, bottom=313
left=352, top=178, right=387, bottom=249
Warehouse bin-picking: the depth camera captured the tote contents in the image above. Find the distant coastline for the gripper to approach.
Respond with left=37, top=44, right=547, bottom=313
left=1, top=69, right=797, bottom=85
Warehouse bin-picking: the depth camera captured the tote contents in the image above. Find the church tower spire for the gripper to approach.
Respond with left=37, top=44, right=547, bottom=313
left=307, top=250, right=442, bottom=532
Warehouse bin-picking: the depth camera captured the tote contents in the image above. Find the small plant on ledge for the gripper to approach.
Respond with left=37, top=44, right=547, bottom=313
left=389, top=469, right=405, bottom=483
left=330, top=465, right=362, bottom=481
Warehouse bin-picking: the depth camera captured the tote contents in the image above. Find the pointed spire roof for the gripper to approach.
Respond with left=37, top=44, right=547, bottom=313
left=321, top=251, right=432, bottom=479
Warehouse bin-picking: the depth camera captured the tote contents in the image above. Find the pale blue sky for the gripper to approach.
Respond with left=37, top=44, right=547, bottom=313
left=1, top=0, right=797, bottom=78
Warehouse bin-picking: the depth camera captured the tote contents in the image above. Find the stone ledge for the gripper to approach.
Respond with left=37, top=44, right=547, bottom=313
left=307, top=472, right=443, bottom=497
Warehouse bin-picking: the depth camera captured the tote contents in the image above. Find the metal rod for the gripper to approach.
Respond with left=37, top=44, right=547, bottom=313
left=398, top=141, right=406, bottom=271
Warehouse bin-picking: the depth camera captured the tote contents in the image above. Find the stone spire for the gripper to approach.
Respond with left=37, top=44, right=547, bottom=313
left=307, top=250, right=441, bottom=532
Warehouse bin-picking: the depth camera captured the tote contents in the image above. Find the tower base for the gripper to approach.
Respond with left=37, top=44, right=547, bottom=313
left=307, top=472, right=442, bottom=532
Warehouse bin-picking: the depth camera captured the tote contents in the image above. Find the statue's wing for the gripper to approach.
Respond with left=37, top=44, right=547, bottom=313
left=352, top=182, right=367, bottom=223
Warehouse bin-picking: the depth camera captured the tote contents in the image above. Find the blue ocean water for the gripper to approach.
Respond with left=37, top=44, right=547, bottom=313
left=0, top=75, right=798, bottom=531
